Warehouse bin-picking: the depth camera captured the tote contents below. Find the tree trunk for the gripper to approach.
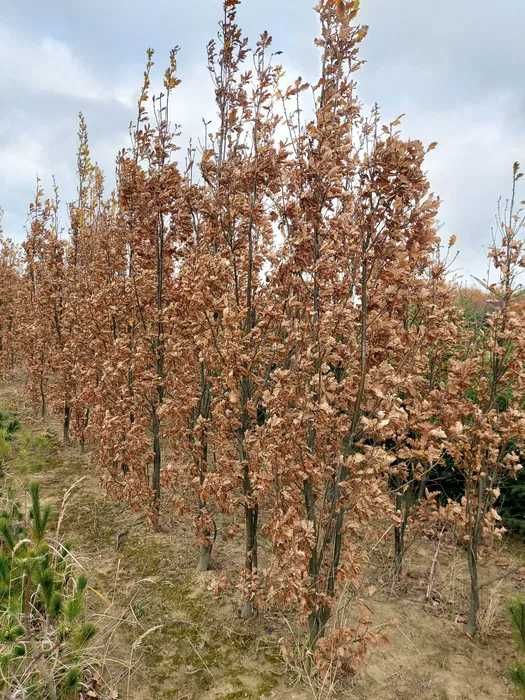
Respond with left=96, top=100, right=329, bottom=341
left=394, top=526, right=404, bottom=580
left=303, top=477, right=325, bottom=648
left=392, top=467, right=419, bottom=582
left=238, top=370, right=258, bottom=618
left=198, top=541, right=213, bottom=572
left=63, top=401, right=71, bottom=445
left=393, top=494, right=408, bottom=581
left=196, top=366, right=213, bottom=571
left=197, top=442, right=214, bottom=573
left=308, top=605, right=330, bottom=649
left=80, top=408, right=90, bottom=453
left=467, top=539, right=480, bottom=635
left=40, top=375, right=46, bottom=418
left=240, top=498, right=258, bottom=619
left=152, top=409, right=161, bottom=524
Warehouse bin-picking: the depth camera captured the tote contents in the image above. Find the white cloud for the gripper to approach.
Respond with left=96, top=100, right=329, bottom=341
left=0, top=23, right=138, bottom=239
left=0, top=134, right=47, bottom=186
left=0, top=25, right=134, bottom=107
left=393, top=92, right=525, bottom=279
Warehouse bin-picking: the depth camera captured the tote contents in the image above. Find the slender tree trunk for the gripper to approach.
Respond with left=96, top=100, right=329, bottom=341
left=198, top=542, right=212, bottom=572
left=197, top=495, right=215, bottom=570
left=393, top=465, right=421, bottom=582
left=394, top=524, right=405, bottom=581
left=240, top=487, right=258, bottom=619
left=238, top=365, right=258, bottom=617
left=63, top=401, right=71, bottom=445
left=304, top=477, right=329, bottom=649
left=39, top=375, right=46, bottom=418
left=198, top=517, right=214, bottom=572
left=197, top=429, right=215, bottom=572
left=467, top=537, right=480, bottom=635
left=394, top=493, right=409, bottom=581
left=152, top=408, right=161, bottom=520
left=80, top=407, right=89, bottom=453
left=308, top=605, right=330, bottom=649
left=239, top=429, right=258, bottom=617
left=196, top=365, right=214, bottom=571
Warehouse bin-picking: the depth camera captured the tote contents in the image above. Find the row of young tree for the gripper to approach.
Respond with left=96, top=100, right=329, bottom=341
left=0, top=0, right=524, bottom=659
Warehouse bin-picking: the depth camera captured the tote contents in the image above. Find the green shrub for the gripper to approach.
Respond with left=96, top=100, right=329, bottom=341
left=10, top=428, right=59, bottom=474
left=0, top=410, right=20, bottom=440
left=0, top=410, right=20, bottom=473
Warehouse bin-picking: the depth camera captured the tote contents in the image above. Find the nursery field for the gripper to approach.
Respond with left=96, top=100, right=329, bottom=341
left=1, top=379, right=524, bottom=699
left=1, top=1, right=525, bottom=698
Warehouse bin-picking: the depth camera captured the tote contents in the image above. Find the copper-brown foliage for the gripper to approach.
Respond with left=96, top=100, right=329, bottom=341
left=0, top=218, right=20, bottom=379
left=5, top=0, right=525, bottom=662
left=437, top=164, right=525, bottom=634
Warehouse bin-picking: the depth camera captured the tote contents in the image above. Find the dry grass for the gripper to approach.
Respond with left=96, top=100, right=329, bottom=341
left=478, top=581, right=505, bottom=640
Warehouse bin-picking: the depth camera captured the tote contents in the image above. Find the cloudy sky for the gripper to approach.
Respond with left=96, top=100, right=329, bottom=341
left=1, top=0, right=523, bottom=279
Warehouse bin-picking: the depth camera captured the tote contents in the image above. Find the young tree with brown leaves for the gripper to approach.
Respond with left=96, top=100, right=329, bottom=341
left=64, top=114, right=107, bottom=449
left=162, top=164, right=217, bottom=571
left=440, top=163, right=525, bottom=635
left=387, top=241, right=459, bottom=581
left=93, top=49, right=188, bottom=523
left=188, top=0, right=283, bottom=614
left=0, top=217, right=20, bottom=379
left=20, top=183, right=70, bottom=428
left=259, top=0, right=445, bottom=646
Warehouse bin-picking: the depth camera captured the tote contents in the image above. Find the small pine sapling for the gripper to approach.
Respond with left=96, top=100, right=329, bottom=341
left=0, top=483, right=99, bottom=697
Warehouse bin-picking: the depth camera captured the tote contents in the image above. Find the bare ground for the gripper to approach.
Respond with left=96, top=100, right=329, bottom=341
left=1, top=379, right=524, bottom=700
